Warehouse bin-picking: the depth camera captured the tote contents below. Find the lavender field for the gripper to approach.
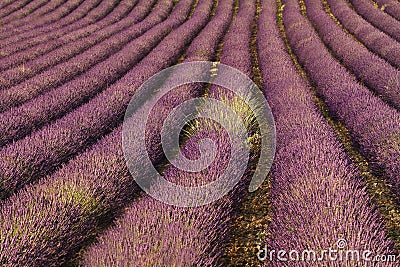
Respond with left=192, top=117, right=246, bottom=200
left=0, top=0, right=399, bottom=266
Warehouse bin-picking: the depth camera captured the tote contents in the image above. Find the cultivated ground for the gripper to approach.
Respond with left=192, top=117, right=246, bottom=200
left=0, top=0, right=399, bottom=266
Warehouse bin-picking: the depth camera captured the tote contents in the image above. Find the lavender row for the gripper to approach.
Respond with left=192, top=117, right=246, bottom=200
left=375, top=0, right=400, bottom=20
left=303, top=0, right=400, bottom=110
left=0, top=0, right=202, bottom=201
left=145, top=0, right=236, bottom=162
left=0, top=1, right=172, bottom=149
left=0, top=0, right=146, bottom=90
left=82, top=196, right=228, bottom=266
left=258, top=1, right=395, bottom=265
left=217, top=0, right=255, bottom=78
left=83, top=1, right=261, bottom=265
left=0, top=0, right=172, bottom=133
left=0, top=0, right=17, bottom=11
left=0, top=0, right=141, bottom=72
left=282, top=0, right=400, bottom=201
left=0, top=0, right=84, bottom=37
left=0, top=1, right=162, bottom=116
left=0, top=0, right=37, bottom=19
left=0, top=0, right=114, bottom=52
left=0, top=0, right=51, bottom=25
left=0, top=0, right=134, bottom=71
left=0, top=1, right=221, bottom=265
left=7, top=0, right=67, bottom=22
left=82, top=122, right=247, bottom=266
left=0, top=0, right=86, bottom=35
left=80, top=3, right=240, bottom=262
left=327, top=0, right=400, bottom=69
left=349, top=0, right=400, bottom=41
left=0, top=0, right=102, bottom=49
left=0, top=125, right=138, bottom=267
left=144, top=0, right=241, bottom=185
left=0, top=1, right=11, bottom=10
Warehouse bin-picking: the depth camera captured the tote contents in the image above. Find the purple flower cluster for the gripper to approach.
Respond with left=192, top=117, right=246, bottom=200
left=0, top=0, right=162, bottom=108
left=0, top=0, right=61, bottom=26
left=258, top=1, right=395, bottom=266
left=0, top=1, right=228, bottom=265
left=0, top=0, right=152, bottom=91
left=282, top=0, right=400, bottom=200
left=0, top=0, right=31, bottom=17
left=349, top=0, right=400, bottom=41
left=145, top=0, right=236, bottom=163
left=0, top=0, right=142, bottom=72
left=0, top=0, right=176, bottom=148
left=326, top=0, right=400, bottom=69
left=0, top=0, right=104, bottom=51
left=0, top=0, right=85, bottom=38
left=374, top=0, right=400, bottom=20
left=83, top=1, right=262, bottom=266
left=0, top=0, right=209, bottom=201
left=303, top=0, right=400, bottom=110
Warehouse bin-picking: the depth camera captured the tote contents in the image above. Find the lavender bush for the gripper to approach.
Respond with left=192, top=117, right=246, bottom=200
left=349, top=0, right=400, bottom=41
left=326, top=0, right=400, bottom=69
left=83, top=1, right=264, bottom=266
left=0, top=0, right=116, bottom=53
left=374, top=0, right=400, bottom=20
left=282, top=0, right=400, bottom=203
left=0, top=0, right=140, bottom=72
left=0, top=0, right=160, bottom=96
left=0, top=0, right=176, bottom=148
left=0, top=0, right=107, bottom=49
left=0, top=0, right=54, bottom=25
left=259, top=0, right=396, bottom=266
left=0, top=0, right=85, bottom=37
left=0, top=0, right=211, bottom=201
left=303, top=0, right=400, bottom=110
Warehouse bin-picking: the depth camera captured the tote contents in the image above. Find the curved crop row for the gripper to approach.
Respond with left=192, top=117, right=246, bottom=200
left=0, top=0, right=41, bottom=21
left=82, top=1, right=260, bottom=266
left=0, top=0, right=202, bottom=202
left=0, top=0, right=147, bottom=91
left=303, top=0, right=400, bottom=110
left=0, top=0, right=102, bottom=49
left=0, top=0, right=17, bottom=11
left=21, top=0, right=70, bottom=18
left=0, top=0, right=161, bottom=114
left=374, top=0, right=400, bottom=20
left=0, top=0, right=114, bottom=52
left=258, top=1, right=395, bottom=266
left=0, top=0, right=139, bottom=72
left=0, top=0, right=54, bottom=26
left=326, top=0, right=400, bottom=69
left=83, top=1, right=255, bottom=266
left=282, top=0, right=400, bottom=202
left=0, top=1, right=173, bottom=149
left=0, top=1, right=220, bottom=265
left=144, top=0, right=236, bottom=162
left=83, top=196, right=227, bottom=267
left=0, top=0, right=86, bottom=34
left=82, top=122, right=247, bottom=267
left=349, top=0, right=400, bottom=41
left=0, top=0, right=85, bottom=37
